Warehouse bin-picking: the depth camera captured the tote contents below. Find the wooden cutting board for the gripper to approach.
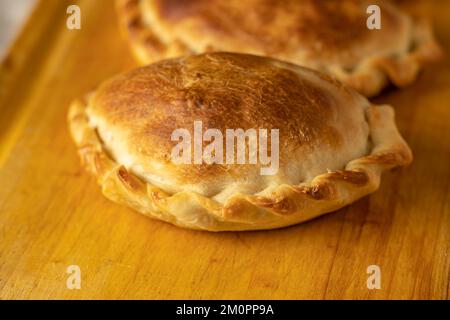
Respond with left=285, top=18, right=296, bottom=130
left=0, top=0, right=448, bottom=299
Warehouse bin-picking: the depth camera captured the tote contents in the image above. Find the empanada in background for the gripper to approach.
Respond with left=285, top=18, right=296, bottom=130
left=68, top=53, right=412, bottom=231
left=116, top=0, right=442, bottom=97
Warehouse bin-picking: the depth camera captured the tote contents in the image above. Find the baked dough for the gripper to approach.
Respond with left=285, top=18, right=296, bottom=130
left=68, top=52, right=412, bottom=231
left=116, top=0, right=442, bottom=97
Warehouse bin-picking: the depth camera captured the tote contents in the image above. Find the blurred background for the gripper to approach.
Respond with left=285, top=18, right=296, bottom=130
left=0, top=0, right=36, bottom=58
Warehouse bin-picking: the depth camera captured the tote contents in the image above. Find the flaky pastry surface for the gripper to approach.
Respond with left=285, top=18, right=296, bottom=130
left=68, top=53, right=412, bottom=231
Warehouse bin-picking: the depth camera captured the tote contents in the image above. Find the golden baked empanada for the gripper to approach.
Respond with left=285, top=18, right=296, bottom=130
left=68, top=53, right=412, bottom=231
left=116, top=0, right=442, bottom=97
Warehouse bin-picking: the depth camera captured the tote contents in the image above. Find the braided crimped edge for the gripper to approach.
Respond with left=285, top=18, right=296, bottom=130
left=330, top=18, right=443, bottom=97
left=68, top=95, right=412, bottom=231
left=115, top=0, right=442, bottom=97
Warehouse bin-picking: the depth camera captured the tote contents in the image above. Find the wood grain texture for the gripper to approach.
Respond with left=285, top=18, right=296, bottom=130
left=0, top=0, right=448, bottom=299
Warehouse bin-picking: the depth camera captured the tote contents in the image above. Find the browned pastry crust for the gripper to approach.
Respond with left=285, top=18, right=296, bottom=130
left=68, top=53, right=412, bottom=231
left=116, top=0, right=442, bottom=97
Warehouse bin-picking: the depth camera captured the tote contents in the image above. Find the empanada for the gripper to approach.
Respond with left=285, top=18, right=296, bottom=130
left=116, top=0, right=442, bottom=97
left=68, top=52, right=412, bottom=231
